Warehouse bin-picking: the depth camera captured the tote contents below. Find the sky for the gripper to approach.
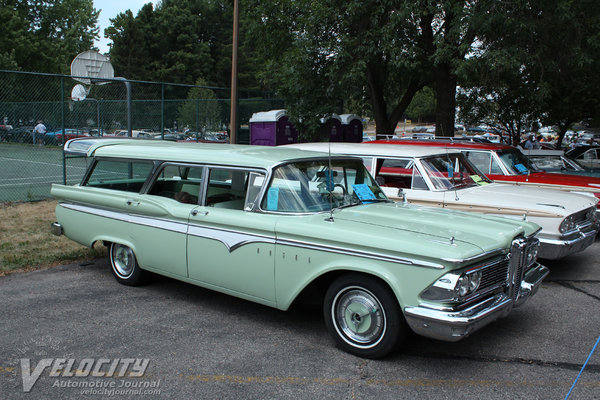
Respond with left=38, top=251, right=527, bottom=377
left=93, top=0, right=157, bottom=54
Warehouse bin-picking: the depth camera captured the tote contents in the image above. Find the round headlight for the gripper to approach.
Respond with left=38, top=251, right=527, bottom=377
left=469, top=270, right=482, bottom=292
left=456, top=275, right=470, bottom=297
left=528, top=246, right=538, bottom=264
left=586, top=209, right=594, bottom=221
left=560, top=216, right=574, bottom=233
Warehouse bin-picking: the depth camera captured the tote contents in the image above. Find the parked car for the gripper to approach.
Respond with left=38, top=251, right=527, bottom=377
left=182, top=131, right=229, bottom=143
left=3, top=126, right=34, bottom=142
left=289, top=143, right=599, bottom=260
left=44, top=128, right=89, bottom=145
left=110, top=129, right=157, bottom=138
left=52, top=138, right=547, bottom=358
left=372, top=139, right=600, bottom=208
left=566, top=145, right=600, bottom=169
left=523, top=149, right=600, bottom=177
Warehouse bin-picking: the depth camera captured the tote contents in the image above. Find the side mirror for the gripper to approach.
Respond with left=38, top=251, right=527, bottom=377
left=397, top=188, right=406, bottom=202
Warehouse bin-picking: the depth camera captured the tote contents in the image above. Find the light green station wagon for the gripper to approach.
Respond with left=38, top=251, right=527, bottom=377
left=51, top=138, right=548, bottom=358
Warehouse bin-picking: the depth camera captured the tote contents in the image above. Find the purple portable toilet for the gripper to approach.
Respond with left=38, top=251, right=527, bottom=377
left=319, top=114, right=343, bottom=142
left=249, top=109, right=298, bottom=146
left=340, top=114, right=363, bottom=143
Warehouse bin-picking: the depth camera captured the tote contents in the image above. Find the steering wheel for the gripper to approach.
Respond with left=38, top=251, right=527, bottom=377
left=334, top=183, right=347, bottom=195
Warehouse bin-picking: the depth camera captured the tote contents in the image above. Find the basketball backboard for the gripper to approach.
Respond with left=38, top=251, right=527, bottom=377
left=70, top=50, right=114, bottom=85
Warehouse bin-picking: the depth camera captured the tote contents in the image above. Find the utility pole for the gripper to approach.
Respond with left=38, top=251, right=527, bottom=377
left=229, top=0, right=239, bottom=144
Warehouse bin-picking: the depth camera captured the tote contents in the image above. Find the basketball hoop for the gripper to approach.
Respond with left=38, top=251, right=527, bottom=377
left=70, top=50, right=114, bottom=85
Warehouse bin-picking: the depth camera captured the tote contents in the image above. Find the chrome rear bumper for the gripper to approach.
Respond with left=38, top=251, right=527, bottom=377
left=50, top=222, right=63, bottom=236
left=404, top=262, right=548, bottom=342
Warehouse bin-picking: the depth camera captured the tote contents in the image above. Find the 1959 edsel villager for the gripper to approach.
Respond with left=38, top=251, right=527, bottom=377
left=51, top=139, right=549, bottom=358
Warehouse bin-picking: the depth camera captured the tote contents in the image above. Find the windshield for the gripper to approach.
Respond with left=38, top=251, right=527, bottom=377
left=529, top=155, right=584, bottom=172
left=262, top=159, right=387, bottom=213
left=497, top=149, right=540, bottom=174
left=419, top=153, right=492, bottom=190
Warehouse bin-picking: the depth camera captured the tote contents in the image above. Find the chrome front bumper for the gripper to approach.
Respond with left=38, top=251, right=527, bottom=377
left=403, top=262, right=549, bottom=342
left=538, top=224, right=598, bottom=260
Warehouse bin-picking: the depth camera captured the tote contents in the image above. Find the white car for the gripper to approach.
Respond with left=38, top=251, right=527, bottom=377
left=288, top=142, right=599, bottom=260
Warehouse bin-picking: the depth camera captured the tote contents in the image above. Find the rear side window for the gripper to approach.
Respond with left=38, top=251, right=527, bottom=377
left=148, top=164, right=204, bottom=204
left=206, top=168, right=251, bottom=210
left=84, top=159, right=153, bottom=193
left=376, top=158, right=427, bottom=190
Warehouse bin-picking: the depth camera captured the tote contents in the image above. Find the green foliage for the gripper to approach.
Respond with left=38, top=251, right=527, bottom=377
left=244, top=0, right=432, bottom=137
left=405, top=87, right=436, bottom=122
left=105, top=0, right=262, bottom=92
left=177, top=78, right=221, bottom=131
left=0, top=0, right=99, bottom=73
left=457, top=0, right=600, bottom=145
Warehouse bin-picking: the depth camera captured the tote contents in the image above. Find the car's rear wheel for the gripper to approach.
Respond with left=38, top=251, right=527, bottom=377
left=109, top=243, right=145, bottom=286
left=323, top=274, right=406, bottom=358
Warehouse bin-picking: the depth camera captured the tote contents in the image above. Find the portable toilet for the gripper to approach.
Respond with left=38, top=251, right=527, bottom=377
left=340, top=114, right=363, bottom=142
left=319, top=114, right=343, bottom=142
left=249, top=109, right=298, bottom=146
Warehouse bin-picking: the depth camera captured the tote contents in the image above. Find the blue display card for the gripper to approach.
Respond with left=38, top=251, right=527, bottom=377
left=266, top=187, right=279, bottom=211
left=352, top=184, right=376, bottom=201
left=514, top=163, right=528, bottom=173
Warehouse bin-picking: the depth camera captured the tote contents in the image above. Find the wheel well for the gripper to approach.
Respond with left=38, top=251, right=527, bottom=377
left=290, top=270, right=398, bottom=309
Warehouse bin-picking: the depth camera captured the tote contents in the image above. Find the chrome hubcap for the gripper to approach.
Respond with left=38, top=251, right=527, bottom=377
left=112, top=245, right=134, bottom=278
left=333, top=287, right=385, bottom=348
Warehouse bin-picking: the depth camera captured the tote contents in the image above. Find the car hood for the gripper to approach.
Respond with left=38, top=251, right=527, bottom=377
left=275, top=202, right=537, bottom=268
left=450, top=183, right=597, bottom=217
left=505, top=171, right=600, bottom=191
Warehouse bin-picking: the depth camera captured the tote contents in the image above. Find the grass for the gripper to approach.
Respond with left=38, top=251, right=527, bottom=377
left=0, top=200, right=106, bottom=275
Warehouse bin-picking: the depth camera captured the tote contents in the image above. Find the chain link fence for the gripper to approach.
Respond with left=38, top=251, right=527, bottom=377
left=0, top=70, right=284, bottom=203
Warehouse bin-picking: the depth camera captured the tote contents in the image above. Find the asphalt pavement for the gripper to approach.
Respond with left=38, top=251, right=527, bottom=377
left=0, top=240, right=599, bottom=399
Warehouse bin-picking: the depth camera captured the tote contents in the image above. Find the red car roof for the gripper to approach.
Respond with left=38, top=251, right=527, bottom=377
left=369, top=139, right=515, bottom=151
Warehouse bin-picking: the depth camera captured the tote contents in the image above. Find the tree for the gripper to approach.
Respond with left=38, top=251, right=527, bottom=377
left=456, top=0, right=600, bottom=147
left=405, top=86, right=436, bottom=122
left=0, top=0, right=99, bottom=73
left=531, top=0, right=600, bottom=146
left=177, top=78, right=221, bottom=132
left=245, top=0, right=432, bottom=138
left=105, top=0, right=262, bottom=92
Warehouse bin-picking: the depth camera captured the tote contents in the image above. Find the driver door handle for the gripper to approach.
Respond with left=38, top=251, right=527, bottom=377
left=191, top=210, right=208, bottom=216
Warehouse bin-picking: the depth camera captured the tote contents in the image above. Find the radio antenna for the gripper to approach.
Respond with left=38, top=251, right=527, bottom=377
left=445, top=146, right=459, bottom=201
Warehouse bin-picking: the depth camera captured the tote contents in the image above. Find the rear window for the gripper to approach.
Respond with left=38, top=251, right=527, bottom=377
left=84, top=159, right=153, bottom=193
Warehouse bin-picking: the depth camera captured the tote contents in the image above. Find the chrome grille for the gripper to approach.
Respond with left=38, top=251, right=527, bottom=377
left=573, top=207, right=595, bottom=225
left=478, top=258, right=510, bottom=291
left=508, top=237, right=538, bottom=302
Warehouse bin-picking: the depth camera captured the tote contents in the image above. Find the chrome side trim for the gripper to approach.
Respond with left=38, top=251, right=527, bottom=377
left=187, top=224, right=275, bottom=252
left=60, top=202, right=485, bottom=269
left=59, top=202, right=275, bottom=253
left=440, top=248, right=506, bottom=265
left=276, top=238, right=445, bottom=269
left=60, top=202, right=188, bottom=234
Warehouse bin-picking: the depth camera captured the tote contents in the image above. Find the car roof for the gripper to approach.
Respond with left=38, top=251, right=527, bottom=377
left=65, top=138, right=346, bottom=169
left=286, top=142, right=462, bottom=157
left=519, top=149, right=564, bottom=156
left=566, top=145, right=600, bottom=157
left=371, top=139, right=515, bottom=151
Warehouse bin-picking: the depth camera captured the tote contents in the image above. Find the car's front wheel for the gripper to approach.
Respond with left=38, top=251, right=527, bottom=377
left=323, top=274, right=406, bottom=358
left=109, top=243, right=146, bottom=286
